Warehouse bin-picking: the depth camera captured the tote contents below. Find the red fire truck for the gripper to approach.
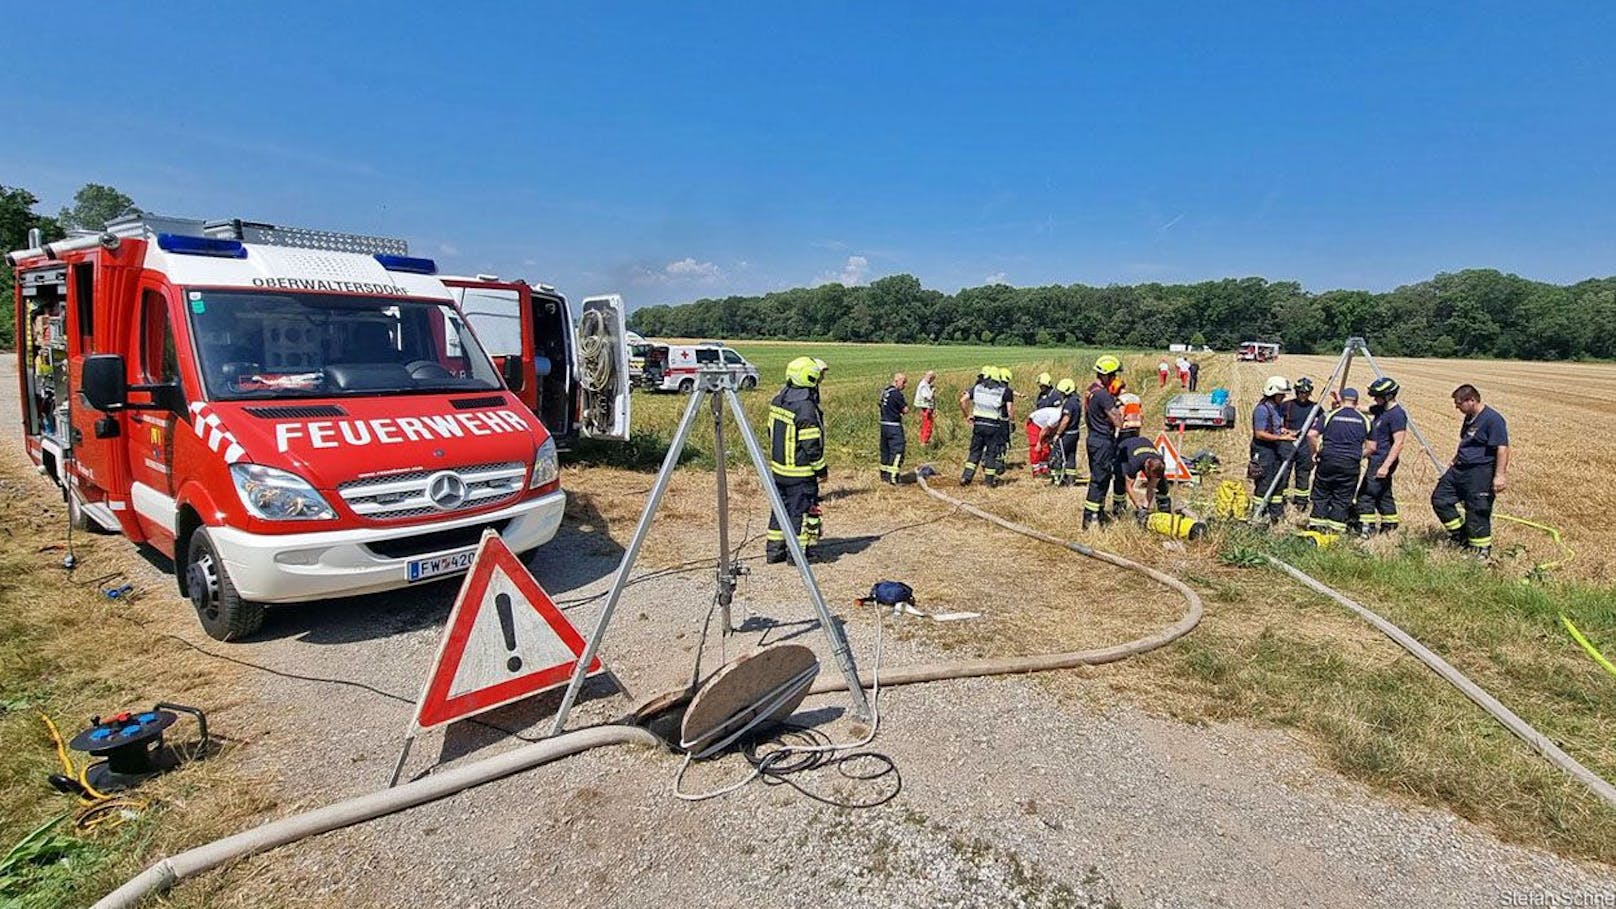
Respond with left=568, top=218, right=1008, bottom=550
left=8, top=215, right=628, bottom=641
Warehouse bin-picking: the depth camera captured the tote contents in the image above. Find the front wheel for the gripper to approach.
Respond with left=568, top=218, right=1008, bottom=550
left=740, top=376, right=757, bottom=390
left=678, top=378, right=695, bottom=394
left=185, top=527, right=265, bottom=642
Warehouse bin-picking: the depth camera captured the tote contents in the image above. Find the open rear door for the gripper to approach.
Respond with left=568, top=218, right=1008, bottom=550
left=575, top=295, right=631, bottom=440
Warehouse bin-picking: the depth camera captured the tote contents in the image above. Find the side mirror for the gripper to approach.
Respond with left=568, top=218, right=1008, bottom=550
left=81, top=354, right=128, bottom=411
left=499, top=355, right=526, bottom=392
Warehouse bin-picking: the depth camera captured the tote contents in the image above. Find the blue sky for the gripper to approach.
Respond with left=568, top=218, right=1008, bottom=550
left=4, top=2, right=1612, bottom=307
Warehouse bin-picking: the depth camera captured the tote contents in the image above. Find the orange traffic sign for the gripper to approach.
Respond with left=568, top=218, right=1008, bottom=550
left=412, top=530, right=601, bottom=731
left=1154, top=432, right=1194, bottom=482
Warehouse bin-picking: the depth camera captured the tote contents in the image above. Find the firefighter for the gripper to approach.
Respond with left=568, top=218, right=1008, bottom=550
left=1431, top=384, right=1509, bottom=558
left=1048, top=378, right=1083, bottom=486
left=879, top=372, right=909, bottom=485
left=1305, top=388, right=1373, bottom=537
left=766, top=357, right=828, bottom=563
left=1034, top=373, right=1062, bottom=409
left=960, top=365, right=1013, bottom=487
left=1281, top=377, right=1321, bottom=510
left=1083, top=355, right=1125, bottom=528
left=1118, top=435, right=1173, bottom=517
left=1250, top=376, right=1297, bottom=522
left=1355, top=377, right=1408, bottom=536
left=995, top=367, right=1016, bottom=463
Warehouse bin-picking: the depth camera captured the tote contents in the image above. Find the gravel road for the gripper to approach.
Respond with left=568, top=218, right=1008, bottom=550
left=4, top=357, right=1611, bottom=907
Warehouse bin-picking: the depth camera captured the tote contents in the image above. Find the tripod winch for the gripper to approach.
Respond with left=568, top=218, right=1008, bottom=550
left=548, top=366, right=872, bottom=737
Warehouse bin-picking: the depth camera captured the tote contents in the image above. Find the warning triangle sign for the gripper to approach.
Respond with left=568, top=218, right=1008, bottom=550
left=412, top=530, right=602, bottom=731
left=1154, top=431, right=1194, bottom=482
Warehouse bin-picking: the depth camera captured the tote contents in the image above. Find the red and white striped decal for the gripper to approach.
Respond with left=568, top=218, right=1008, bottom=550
left=189, top=403, right=246, bottom=463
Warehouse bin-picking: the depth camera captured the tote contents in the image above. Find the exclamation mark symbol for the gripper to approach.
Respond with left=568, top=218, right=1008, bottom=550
left=495, top=593, right=523, bottom=673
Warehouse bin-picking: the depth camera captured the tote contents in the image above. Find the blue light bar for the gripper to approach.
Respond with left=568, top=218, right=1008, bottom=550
left=156, top=233, right=247, bottom=258
left=374, top=253, right=437, bottom=275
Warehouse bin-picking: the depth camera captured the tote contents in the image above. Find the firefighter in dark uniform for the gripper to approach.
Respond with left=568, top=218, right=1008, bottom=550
left=1117, top=435, right=1172, bottom=517
left=1355, top=377, right=1408, bottom=536
left=878, top=372, right=909, bottom=485
left=1250, top=375, right=1297, bottom=522
left=959, top=366, right=1013, bottom=487
left=1034, top=372, right=1063, bottom=409
left=1281, top=377, right=1321, bottom=511
left=1048, top=378, right=1083, bottom=486
left=1432, top=384, right=1510, bottom=558
left=1082, top=355, right=1124, bottom=528
left=766, top=356, right=828, bottom=563
left=1305, top=388, right=1373, bottom=536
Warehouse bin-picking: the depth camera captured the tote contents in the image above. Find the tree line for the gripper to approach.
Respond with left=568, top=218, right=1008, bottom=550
left=1, top=183, right=140, bottom=348
left=630, top=270, right=1616, bottom=361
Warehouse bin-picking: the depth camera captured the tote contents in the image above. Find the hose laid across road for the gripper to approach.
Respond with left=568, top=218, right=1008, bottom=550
left=809, top=473, right=1203, bottom=694
left=92, top=726, right=663, bottom=909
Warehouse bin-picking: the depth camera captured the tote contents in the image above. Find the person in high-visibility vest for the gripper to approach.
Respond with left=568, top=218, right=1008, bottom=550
left=960, top=366, right=1013, bottom=487
left=766, top=357, right=828, bottom=563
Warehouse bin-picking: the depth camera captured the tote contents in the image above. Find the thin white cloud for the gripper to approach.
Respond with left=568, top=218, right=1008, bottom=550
left=816, top=255, right=870, bottom=287
left=984, top=271, right=1010, bottom=285
left=629, top=257, right=727, bottom=286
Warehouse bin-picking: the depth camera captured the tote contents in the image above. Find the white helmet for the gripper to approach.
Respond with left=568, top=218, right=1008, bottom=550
left=1263, top=375, right=1292, bottom=397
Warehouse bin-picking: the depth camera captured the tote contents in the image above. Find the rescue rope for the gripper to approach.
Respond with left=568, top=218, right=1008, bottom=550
left=1264, top=554, right=1616, bottom=811
left=806, top=473, right=1203, bottom=694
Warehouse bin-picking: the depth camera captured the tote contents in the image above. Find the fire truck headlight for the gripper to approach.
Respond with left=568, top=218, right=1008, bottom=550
left=529, top=438, right=559, bottom=489
left=230, top=464, right=337, bottom=521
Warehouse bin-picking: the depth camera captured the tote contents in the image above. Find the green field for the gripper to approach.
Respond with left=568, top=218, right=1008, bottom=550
left=583, top=342, right=1115, bottom=471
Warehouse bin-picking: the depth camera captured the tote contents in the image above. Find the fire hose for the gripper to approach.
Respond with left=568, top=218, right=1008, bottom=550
left=90, top=726, right=662, bottom=909
left=808, top=473, right=1204, bottom=693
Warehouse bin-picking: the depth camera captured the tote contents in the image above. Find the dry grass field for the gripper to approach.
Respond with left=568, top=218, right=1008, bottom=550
left=586, top=343, right=1616, bottom=863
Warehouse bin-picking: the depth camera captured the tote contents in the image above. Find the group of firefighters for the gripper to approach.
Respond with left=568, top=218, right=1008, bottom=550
left=1250, top=374, right=1509, bottom=557
left=764, top=354, right=1509, bottom=563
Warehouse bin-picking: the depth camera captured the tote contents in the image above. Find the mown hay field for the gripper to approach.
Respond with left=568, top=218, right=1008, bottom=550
left=570, top=341, right=1616, bottom=863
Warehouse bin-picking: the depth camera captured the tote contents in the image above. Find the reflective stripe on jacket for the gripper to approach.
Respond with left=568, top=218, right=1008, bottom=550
left=769, top=385, right=826, bottom=477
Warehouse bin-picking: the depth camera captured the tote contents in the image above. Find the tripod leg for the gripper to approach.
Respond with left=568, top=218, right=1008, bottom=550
left=722, top=388, right=873, bottom=723
left=548, top=389, right=710, bottom=736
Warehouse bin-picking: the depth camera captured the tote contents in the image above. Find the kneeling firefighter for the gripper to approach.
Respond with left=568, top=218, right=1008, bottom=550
left=767, top=357, right=829, bottom=563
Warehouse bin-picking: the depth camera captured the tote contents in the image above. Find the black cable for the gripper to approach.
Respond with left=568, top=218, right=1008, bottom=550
left=738, top=723, right=902, bottom=809
left=103, top=609, right=553, bottom=744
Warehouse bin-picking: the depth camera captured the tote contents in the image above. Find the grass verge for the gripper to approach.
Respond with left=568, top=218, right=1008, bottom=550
left=0, top=461, right=278, bottom=908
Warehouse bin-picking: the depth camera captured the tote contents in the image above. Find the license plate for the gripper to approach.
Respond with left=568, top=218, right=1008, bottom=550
left=406, top=549, right=476, bottom=583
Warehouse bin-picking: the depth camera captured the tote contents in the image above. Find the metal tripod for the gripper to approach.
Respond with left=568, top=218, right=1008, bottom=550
left=1250, top=336, right=1448, bottom=521
left=548, top=369, right=873, bottom=735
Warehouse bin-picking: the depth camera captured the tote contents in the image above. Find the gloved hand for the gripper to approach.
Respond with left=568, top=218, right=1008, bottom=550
left=1134, top=507, right=1150, bottom=525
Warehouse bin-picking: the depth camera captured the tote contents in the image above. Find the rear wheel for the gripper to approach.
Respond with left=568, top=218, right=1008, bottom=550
left=185, top=527, right=265, bottom=642
left=678, top=378, right=695, bottom=394
left=739, top=376, right=757, bottom=390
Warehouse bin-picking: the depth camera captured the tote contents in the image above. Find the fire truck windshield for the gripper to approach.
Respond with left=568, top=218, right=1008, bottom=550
left=185, top=289, right=504, bottom=400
